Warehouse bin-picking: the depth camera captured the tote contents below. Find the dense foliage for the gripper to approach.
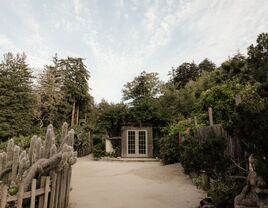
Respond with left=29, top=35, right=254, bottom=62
left=158, top=136, right=181, bottom=165
left=180, top=135, right=230, bottom=178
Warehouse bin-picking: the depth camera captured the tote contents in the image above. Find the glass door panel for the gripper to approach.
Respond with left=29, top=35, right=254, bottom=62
left=138, top=131, right=146, bottom=154
left=127, top=130, right=136, bottom=154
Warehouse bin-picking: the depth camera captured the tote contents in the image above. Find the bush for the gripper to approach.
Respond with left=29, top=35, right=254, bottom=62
left=192, top=175, right=202, bottom=189
left=93, top=142, right=105, bottom=159
left=0, top=135, right=31, bottom=151
left=158, top=136, right=181, bottom=165
left=110, top=139, right=121, bottom=157
left=93, top=135, right=103, bottom=146
left=208, top=178, right=245, bottom=208
left=181, top=135, right=230, bottom=178
left=73, top=126, right=90, bottom=155
left=181, top=137, right=203, bottom=173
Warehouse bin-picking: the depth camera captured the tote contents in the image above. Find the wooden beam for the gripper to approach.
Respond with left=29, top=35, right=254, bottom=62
left=30, top=179, right=37, bottom=208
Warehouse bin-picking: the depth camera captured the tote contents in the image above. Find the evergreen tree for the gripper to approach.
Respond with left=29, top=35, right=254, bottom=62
left=169, top=62, right=199, bottom=89
left=0, top=53, right=35, bottom=139
left=37, top=56, right=92, bottom=127
left=247, top=33, right=268, bottom=97
left=57, top=57, right=92, bottom=126
left=198, top=58, right=216, bottom=73
left=37, top=56, right=63, bottom=127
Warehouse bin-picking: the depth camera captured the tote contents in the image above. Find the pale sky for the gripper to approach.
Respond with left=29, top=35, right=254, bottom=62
left=0, top=0, right=268, bottom=103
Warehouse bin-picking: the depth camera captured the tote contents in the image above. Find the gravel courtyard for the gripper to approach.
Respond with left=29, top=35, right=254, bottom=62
left=69, top=156, right=205, bottom=208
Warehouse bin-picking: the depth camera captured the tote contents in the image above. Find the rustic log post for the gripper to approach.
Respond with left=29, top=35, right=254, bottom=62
left=61, top=122, right=69, bottom=144
left=201, top=171, right=210, bottom=191
left=17, top=182, right=24, bottom=208
left=6, top=139, right=15, bottom=184
left=235, top=94, right=242, bottom=106
left=43, top=176, right=50, bottom=208
left=30, top=179, right=37, bottom=208
left=6, top=139, right=14, bottom=163
left=71, top=101, right=76, bottom=127
left=45, top=125, right=55, bottom=158
left=60, top=166, right=68, bottom=208
left=0, top=154, right=3, bottom=174
left=0, top=184, right=8, bottom=208
left=29, top=136, right=37, bottom=165
left=38, top=176, right=46, bottom=208
left=64, top=167, right=72, bottom=208
left=11, top=145, right=20, bottom=181
left=194, top=116, right=198, bottom=127
left=208, top=107, right=214, bottom=126
left=49, top=171, right=57, bottom=208
left=55, top=172, right=61, bottom=208
left=76, top=105, right=79, bottom=126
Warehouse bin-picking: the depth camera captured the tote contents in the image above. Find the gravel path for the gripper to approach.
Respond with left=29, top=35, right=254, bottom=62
left=69, top=156, right=205, bottom=208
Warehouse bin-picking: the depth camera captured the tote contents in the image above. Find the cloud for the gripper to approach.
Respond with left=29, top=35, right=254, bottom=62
left=0, top=0, right=267, bottom=103
left=0, top=35, right=20, bottom=52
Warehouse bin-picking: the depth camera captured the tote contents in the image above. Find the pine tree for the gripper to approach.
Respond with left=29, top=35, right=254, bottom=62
left=58, top=57, right=92, bottom=126
left=0, top=53, right=35, bottom=140
left=37, top=56, right=63, bottom=127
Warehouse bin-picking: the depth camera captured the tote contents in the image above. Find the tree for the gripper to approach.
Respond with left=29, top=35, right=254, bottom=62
left=221, top=53, right=248, bottom=81
left=36, top=56, right=92, bottom=128
left=0, top=53, right=35, bottom=139
left=122, top=71, right=162, bottom=126
left=247, top=33, right=268, bottom=97
left=57, top=57, right=92, bottom=127
left=122, top=71, right=161, bottom=102
left=198, top=58, right=216, bottom=73
left=37, top=58, right=63, bottom=127
left=169, top=62, right=199, bottom=89
left=195, top=79, right=241, bottom=127
left=232, top=100, right=268, bottom=182
left=95, top=100, right=128, bottom=136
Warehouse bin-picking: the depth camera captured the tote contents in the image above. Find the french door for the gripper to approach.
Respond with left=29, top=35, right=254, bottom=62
left=127, top=130, right=147, bottom=157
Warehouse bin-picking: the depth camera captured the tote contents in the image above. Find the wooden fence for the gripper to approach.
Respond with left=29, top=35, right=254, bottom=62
left=194, top=107, right=244, bottom=160
left=194, top=124, right=242, bottom=158
left=0, top=123, right=77, bottom=208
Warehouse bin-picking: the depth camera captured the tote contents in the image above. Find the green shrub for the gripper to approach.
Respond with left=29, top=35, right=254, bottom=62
left=192, top=175, right=202, bottom=189
left=110, top=139, right=121, bottom=157
left=181, top=137, right=203, bottom=173
left=0, top=135, right=31, bottom=151
left=181, top=135, right=230, bottom=178
left=208, top=178, right=245, bottom=208
left=93, top=135, right=103, bottom=146
left=73, top=126, right=90, bottom=154
left=158, top=136, right=181, bottom=165
left=93, top=142, right=105, bottom=159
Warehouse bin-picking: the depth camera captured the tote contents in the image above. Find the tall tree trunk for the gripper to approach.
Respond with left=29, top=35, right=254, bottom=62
left=76, top=105, right=79, bottom=126
left=71, top=101, right=76, bottom=127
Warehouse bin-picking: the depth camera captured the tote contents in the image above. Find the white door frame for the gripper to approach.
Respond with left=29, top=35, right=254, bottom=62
left=126, top=130, right=148, bottom=157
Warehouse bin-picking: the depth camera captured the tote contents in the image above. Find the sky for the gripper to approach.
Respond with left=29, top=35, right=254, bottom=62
left=0, top=0, right=268, bottom=103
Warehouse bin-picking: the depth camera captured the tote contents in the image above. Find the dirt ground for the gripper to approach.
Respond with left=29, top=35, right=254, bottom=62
left=69, top=156, right=205, bottom=208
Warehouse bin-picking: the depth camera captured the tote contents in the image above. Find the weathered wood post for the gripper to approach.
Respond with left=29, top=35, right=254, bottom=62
left=235, top=94, right=242, bottom=106
left=194, top=116, right=198, bottom=127
left=201, top=170, right=210, bottom=191
left=208, top=107, right=213, bottom=126
left=0, top=183, right=8, bottom=208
